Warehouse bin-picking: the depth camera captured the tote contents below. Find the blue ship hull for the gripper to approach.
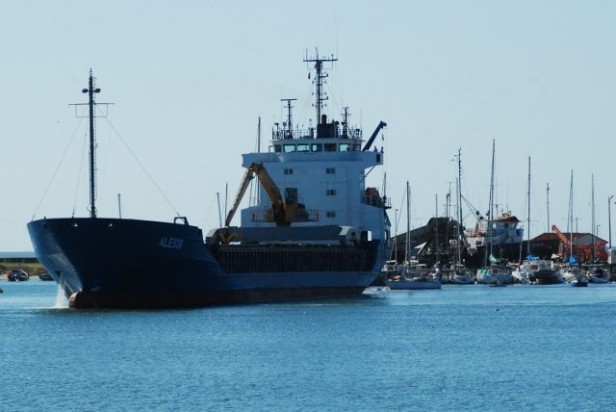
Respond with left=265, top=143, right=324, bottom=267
left=27, top=217, right=383, bottom=309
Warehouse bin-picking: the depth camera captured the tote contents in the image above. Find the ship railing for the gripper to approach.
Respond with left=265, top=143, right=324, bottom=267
left=271, top=127, right=362, bottom=141
left=362, top=188, right=389, bottom=208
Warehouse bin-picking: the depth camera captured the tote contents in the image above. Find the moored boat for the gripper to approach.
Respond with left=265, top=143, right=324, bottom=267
left=569, top=275, right=589, bottom=287
left=448, top=267, right=475, bottom=285
left=465, top=211, right=523, bottom=261
left=28, top=55, right=391, bottom=309
left=385, top=275, right=442, bottom=290
left=588, top=266, right=610, bottom=283
left=476, top=260, right=514, bottom=285
left=516, top=257, right=564, bottom=285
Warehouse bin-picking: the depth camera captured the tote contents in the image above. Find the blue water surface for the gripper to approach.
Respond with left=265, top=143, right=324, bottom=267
left=2, top=281, right=616, bottom=411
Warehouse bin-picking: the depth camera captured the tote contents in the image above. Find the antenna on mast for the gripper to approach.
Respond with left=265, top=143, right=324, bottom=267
left=70, top=69, right=113, bottom=218
left=280, top=98, right=297, bottom=139
left=341, top=106, right=350, bottom=137
left=304, top=49, right=337, bottom=123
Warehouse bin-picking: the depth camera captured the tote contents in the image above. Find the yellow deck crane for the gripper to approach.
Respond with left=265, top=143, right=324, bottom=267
left=225, top=162, right=308, bottom=228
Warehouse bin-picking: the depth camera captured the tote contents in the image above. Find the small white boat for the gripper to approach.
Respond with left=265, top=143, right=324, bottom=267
left=561, top=263, right=583, bottom=282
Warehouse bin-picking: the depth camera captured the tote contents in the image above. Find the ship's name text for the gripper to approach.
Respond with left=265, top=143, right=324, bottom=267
left=159, top=237, right=184, bottom=250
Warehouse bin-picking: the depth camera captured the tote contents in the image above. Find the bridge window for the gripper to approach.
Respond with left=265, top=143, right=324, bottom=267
left=284, top=168, right=293, bottom=175
left=326, top=189, right=336, bottom=196
left=311, top=143, right=323, bottom=152
left=339, top=143, right=351, bottom=152
left=326, top=167, right=336, bottom=174
left=326, top=211, right=336, bottom=218
left=283, top=145, right=296, bottom=153
left=325, top=143, right=337, bottom=152
left=297, top=144, right=310, bottom=152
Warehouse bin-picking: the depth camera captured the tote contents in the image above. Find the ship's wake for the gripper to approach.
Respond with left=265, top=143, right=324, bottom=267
left=54, top=284, right=69, bottom=308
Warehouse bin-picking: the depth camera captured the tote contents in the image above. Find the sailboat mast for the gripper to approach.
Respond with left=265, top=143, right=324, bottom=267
left=568, top=170, right=574, bottom=259
left=592, top=174, right=596, bottom=261
left=456, top=148, right=463, bottom=266
left=546, top=183, right=550, bottom=233
left=406, top=181, right=411, bottom=263
left=484, top=139, right=496, bottom=267
left=527, top=156, right=531, bottom=256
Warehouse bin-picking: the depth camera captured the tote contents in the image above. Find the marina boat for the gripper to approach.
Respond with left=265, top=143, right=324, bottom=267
left=447, top=149, right=474, bottom=286
left=474, top=140, right=513, bottom=286
left=476, top=260, right=514, bottom=285
left=561, top=262, right=584, bottom=283
left=385, top=273, right=442, bottom=290
left=464, top=211, right=523, bottom=259
left=448, top=266, right=475, bottom=284
left=27, top=55, right=391, bottom=309
left=383, top=181, right=441, bottom=291
left=515, top=257, right=563, bottom=285
left=7, top=269, right=30, bottom=282
left=588, top=266, right=610, bottom=283
left=512, top=263, right=531, bottom=284
left=569, top=275, right=589, bottom=287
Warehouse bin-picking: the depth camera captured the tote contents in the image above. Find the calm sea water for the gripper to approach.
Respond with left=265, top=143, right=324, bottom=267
left=2, top=281, right=616, bottom=411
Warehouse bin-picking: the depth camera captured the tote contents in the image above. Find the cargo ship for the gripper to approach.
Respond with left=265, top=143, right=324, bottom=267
left=27, top=53, right=391, bottom=309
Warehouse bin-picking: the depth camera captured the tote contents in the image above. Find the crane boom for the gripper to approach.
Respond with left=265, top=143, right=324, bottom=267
left=551, top=224, right=570, bottom=248
left=361, top=121, right=387, bottom=152
left=225, top=162, right=287, bottom=227
left=225, top=167, right=257, bottom=227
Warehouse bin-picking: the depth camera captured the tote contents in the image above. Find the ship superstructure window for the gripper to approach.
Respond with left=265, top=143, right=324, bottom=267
left=339, top=143, right=351, bottom=152
left=274, top=145, right=282, bottom=153
left=326, top=167, right=336, bottom=174
left=325, top=143, right=337, bottom=152
left=297, top=144, right=310, bottom=152
left=284, top=145, right=296, bottom=153
left=326, top=189, right=336, bottom=196
left=326, top=211, right=336, bottom=218
left=311, top=143, right=323, bottom=152
left=284, top=168, right=293, bottom=175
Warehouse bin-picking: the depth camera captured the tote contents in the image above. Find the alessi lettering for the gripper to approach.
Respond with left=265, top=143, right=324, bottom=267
left=159, top=237, right=184, bottom=250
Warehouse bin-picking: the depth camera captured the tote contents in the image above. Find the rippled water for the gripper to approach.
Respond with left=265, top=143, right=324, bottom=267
left=2, top=281, right=616, bottom=411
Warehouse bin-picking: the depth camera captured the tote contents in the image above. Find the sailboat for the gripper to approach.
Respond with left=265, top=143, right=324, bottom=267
left=559, top=171, right=590, bottom=285
left=587, top=174, right=611, bottom=283
left=475, top=140, right=513, bottom=286
left=449, top=148, right=474, bottom=284
left=385, top=182, right=441, bottom=290
left=513, top=157, right=563, bottom=284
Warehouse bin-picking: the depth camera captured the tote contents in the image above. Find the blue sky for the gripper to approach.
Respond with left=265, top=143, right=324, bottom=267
left=1, top=0, right=615, bottom=251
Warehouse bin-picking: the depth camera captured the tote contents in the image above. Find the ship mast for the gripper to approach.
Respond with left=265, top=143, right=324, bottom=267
left=304, top=51, right=337, bottom=122
left=71, top=70, right=112, bottom=218
left=84, top=71, right=100, bottom=218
